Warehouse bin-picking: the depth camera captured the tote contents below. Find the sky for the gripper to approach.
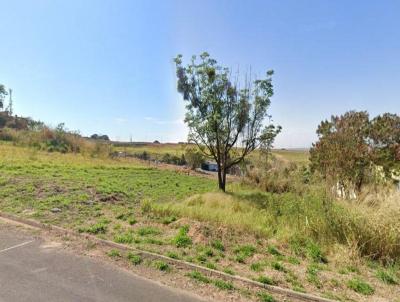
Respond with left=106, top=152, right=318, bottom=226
left=0, top=0, right=399, bottom=148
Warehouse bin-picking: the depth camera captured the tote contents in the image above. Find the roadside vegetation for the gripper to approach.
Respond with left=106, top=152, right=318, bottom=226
left=0, top=141, right=399, bottom=301
left=1, top=72, right=399, bottom=302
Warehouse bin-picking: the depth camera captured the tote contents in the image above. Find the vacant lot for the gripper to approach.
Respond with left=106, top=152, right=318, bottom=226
left=0, top=142, right=399, bottom=302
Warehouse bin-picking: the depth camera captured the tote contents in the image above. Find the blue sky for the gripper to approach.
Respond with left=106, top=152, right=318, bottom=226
left=0, top=0, right=399, bottom=148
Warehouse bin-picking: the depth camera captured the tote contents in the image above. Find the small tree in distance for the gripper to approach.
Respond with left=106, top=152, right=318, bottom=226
left=0, top=84, right=8, bottom=110
left=174, top=52, right=281, bottom=191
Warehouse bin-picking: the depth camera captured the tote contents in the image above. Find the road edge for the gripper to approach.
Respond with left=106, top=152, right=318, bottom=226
left=0, top=211, right=336, bottom=302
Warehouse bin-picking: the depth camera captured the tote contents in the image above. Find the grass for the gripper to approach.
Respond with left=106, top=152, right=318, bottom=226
left=255, top=275, right=276, bottom=285
left=137, top=226, right=160, bottom=236
left=114, top=232, right=134, bottom=244
left=78, top=220, right=108, bottom=234
left=187, top=270, right=234, bottom=291
left=376, top=269, right=397, bottom=285
left=127, top=252, right=142, bottom=265
left=152, top=260, right=170, bottom=271
left=234, top=244, right=256, bottom=263
left=213, top=279, right=235, bottom=290
left=211, top=239, right=225, bottom=251
left=271, top=261, right=286, bottom=272
left=257, top=292, right=276, bottom=302
left=187, top=270, right=211, bottom=283
left=1, top=142, right=400, bottom=301
left=267, top=245, right=281, bottom=256
left=107, top=249, right=121, bottom=258
left=172, top=226, right=192, bottom=248
left=347, top=278, right=374, bottom=295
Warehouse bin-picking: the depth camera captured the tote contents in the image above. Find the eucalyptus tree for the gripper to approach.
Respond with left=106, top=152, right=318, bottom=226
left=0, top=84, right=7, bottom=110
left=174, top=52, right=281, bottom=191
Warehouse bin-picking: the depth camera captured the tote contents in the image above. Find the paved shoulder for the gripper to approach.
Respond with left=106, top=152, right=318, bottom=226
left=0, top=226, right=206, bottom=302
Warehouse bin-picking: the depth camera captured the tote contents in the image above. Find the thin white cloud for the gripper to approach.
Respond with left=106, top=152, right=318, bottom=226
left=114, top=117, right=128, bottom=124
left=144, top=116, right=184, bottom=125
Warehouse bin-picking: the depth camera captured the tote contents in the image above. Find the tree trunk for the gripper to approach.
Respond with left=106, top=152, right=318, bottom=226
left=217, top=166, right=226, bottom=192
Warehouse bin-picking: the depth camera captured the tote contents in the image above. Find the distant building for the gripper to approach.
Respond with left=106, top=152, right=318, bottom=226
left=201, top=161, right=218, bottom=172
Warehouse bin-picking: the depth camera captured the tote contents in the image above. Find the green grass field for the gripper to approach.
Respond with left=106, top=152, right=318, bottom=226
left=0, top=142, right=398, bottom=302
left=115, top=143, right=310, bottom=165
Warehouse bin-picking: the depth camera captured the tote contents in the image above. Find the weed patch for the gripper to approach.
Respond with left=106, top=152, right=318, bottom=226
left=172, top=226, right=192, bottom=248
left=347, top=278, right=374, bottom=295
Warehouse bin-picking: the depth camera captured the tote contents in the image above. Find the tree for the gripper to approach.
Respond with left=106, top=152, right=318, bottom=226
left=310, top=111, right=371, bottom=193
left=185, top=145, right=205, bottom=170
left=369, top=113, right=400, bottom=175
left=0, top=84, right=8, bottom=110
left=174, top=52, right=280, bottom=191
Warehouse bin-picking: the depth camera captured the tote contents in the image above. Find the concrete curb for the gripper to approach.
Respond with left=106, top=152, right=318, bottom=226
left=0, top=211, right=336, bottom=302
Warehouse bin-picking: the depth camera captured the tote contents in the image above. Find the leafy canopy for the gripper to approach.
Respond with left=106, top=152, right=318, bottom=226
left=174, top=52, right=280, bottom=190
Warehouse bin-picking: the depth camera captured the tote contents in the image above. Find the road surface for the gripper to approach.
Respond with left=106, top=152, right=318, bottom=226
left=0, top=224, right=206, bottom=302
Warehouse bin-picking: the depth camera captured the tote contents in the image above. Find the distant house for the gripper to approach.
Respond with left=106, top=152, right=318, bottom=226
left=201, top=161, right=218, bottom=172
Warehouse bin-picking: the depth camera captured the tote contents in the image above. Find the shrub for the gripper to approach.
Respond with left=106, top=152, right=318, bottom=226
left=185, top=146, right=204, bottom=170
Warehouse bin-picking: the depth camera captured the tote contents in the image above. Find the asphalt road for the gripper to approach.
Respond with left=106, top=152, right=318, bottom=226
left=0, top=225, right=205, bottom=302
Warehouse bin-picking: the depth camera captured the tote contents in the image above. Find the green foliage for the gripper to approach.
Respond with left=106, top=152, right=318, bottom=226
left=257, top=292, right=276, bottom=302
left=187, top=271, right=210, bottom=283
left=255, top=275, right=276, bottom=285
left=161, top=216, right=176, bottom=225
left=307, top=264, right=322, bottom=288
left=271, top=261, right=285, bottom=272
left=184, top=146, right=204, bottom=170
left=78, top=220, right=108, bottom=234
left=128, top=217, right=137, bottom=225
left=172, top=226, right=192, bottom=248
left=127, top=252, right=142, bottom=265
left=152, top=260, right=170, bottom=271
left=369, top=113, right=400, bottom=175
left=306, top=241, right=328, bottom=263
left=376, top=269, right=397, bottom=285
left=223, top=268, right=235, bottom=275
left=250, top=262, right=263, bottom=272
left=141, top=198, right=153, bottom=214
left=166, top=251, right=179, bottom=259
left=137, top=226, right=160, bottom=236
left=107, top=249, right=121, bottom=258
left=211, top=239, right=225, bottom=251
left=267, top=245, right=281, bottom=256
left=174, top=52, right=280, bottom=191
left=114, top=232, right=134, bottom=244
left=310, top=111, right=371, bottom=193
left=234, top=245, right=256, bottom=262
left=311, top=111, right=400, bottom=193
left=213, top=279, right=234, bottom=290
left=347, top=278, right=374, bottom=295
